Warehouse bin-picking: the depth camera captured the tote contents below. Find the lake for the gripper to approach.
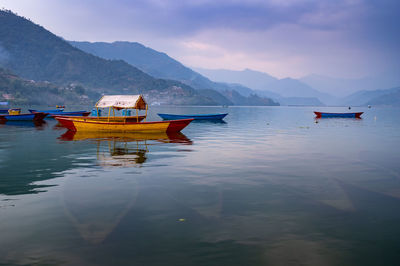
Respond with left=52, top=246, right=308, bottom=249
left=1, top=106, right=400, bottom=265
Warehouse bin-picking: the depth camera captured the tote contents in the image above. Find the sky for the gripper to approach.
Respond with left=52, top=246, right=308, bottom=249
left=1, top=0, right=399, bottom=79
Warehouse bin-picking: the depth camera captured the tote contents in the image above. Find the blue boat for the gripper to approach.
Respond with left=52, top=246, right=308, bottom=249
left=0, top=112, right=48, bottom=121
left=158, top=113, right=228, bottom=120
left=29, top=109, right=90, bottom=117
left=314, top=111, right=363, bottom=118
left=50, top=111, right=91, bottom=117
left=29, top=108, right=64, bottom=114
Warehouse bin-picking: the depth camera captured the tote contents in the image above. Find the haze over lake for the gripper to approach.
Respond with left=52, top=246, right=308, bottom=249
left=1, top=106, right=400, bottom=265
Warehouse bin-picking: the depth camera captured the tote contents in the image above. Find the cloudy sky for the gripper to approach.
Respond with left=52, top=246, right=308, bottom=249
left=1, top=0, right=399, bottom=79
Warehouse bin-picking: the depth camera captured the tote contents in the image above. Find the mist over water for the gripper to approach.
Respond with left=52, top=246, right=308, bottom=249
left=1, top=106, right=400, bottom=265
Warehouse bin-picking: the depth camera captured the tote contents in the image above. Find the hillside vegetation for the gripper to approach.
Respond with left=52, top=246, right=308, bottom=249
left=0, top=67, right=93, bottom=105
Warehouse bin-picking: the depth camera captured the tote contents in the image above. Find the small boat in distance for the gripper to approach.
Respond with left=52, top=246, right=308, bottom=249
left=314, top=111, right=363, bottom=118
left=0, top=112, right=48, bottom=121
left=29, top=109, right=90, bottom=117
left=29, top=108, right=64, bottom=113
left=50, top=111, right=91, bottom=117
left=158, top=113, right=228, bottom=120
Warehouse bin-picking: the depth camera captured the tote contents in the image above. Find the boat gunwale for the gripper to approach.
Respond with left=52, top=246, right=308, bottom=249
left=53, top=115, right=146, bottom=120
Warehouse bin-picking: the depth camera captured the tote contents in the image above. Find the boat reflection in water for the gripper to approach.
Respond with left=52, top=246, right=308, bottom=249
left=191, top=119, right=227, bottom=124
left=60, top=130, right=192, bottom=168
left=58, top=130, right=192, bottom=244
left=0, top=119, right=47, bottom=129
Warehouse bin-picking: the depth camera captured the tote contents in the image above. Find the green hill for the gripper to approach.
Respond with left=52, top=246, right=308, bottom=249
left=0, top=67, right=93, bottom=105
left=0, top=10, right=216, bottom=105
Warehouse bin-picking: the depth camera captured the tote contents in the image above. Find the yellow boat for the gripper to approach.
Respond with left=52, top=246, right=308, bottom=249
left=55, top=95, right=193, bottom=133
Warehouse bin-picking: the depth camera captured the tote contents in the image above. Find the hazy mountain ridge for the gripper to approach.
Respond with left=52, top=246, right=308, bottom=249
left=70, top=41, right=278, bottom=106
left=195, top=68, right=334, bottom=105
left=300, top=73, right=400, bottom=97
left=194, top=68, right=278, bottom=91
left=279, top=97, right=325, bottom=106
left=268, top=77, right=333, bottom=103
left=69, top=41, right=195, bottom=81
left=0, top=10, right=217, bottom=106
left=341, top=86, right=400, bottom=106
left=196, top=68, right=400, bottom=106
left=367, top=89, right=400, bottom=106
left=197, top=68, right=400, bottom=102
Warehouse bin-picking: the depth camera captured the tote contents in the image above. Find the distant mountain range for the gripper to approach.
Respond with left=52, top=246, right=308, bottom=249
left=195, top=68, right=333, bottom=105
left=196, top=68, right=400, bottom=106
left=194, top=68, right=277, bottom=91
left=70, top=41, right=278, bottom=106
left=300, top=73, right=400, bottom=98
left=341, top=86, right=400, bottom=106
left=367, top=88, right=400, bottom=106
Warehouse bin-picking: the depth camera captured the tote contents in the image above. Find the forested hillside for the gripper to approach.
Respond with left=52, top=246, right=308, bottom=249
left=0, top=67, right=93, bottom=105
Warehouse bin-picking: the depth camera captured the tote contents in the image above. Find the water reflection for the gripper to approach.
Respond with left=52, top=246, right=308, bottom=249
left=61, top=169, right=140, bottom=244
left=0, top=120, right=47, bottom=129
left=56, top=130, right=193, bottom=244
left=59, top=130, right=192, bottom=168
left=315, top=117, right=363, bottom=121
left=60, top=130, right=191, bottom=143
left=191, top=119, right=227, bottom=124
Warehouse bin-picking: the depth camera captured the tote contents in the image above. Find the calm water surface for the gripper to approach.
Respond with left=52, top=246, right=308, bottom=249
left=1, top=106, right=400, bottom=265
